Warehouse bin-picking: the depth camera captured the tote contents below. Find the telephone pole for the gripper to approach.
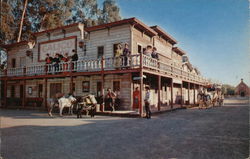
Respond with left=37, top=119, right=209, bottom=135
left=17, top=0, right=28, bottom=42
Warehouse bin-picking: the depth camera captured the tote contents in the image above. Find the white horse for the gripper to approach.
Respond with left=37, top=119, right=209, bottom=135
left=58, top=95, right=77, bottom=117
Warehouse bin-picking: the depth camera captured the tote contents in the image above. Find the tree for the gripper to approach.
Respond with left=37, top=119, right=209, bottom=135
left=0, top=0, right=122, bottom=44
left=0, top=1, right=15, bottom=44
left=101, top=0, right=121, bottom=24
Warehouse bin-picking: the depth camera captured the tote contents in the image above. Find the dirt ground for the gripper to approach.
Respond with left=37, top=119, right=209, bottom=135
left=0, top=97, right=249, bottom=159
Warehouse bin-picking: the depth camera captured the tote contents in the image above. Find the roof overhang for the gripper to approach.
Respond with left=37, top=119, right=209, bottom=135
left=150, top=25, right=177, bottom=45
left=173, top=47, right=186, bottom=56
left=85, top=17, right=157, bottom=37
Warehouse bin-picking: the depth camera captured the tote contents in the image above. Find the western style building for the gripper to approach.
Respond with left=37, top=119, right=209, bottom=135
left=0, top=17, right=209, bottom=116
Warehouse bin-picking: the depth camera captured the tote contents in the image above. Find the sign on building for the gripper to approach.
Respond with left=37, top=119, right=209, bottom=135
left=38, top=36, right=76, bottom=61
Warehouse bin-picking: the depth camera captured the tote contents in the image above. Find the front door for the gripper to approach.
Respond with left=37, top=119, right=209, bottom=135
left=50, top=83, right=62, bottom=97
left=97, top=82, right=102, bottom=97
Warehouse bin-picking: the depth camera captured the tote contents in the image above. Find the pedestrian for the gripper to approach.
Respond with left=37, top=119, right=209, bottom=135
left=144, top=86, right=151, bottom=119
left=105, top=88, right=116, bottom=112
left=133, top=87, right=140, bottom=110
left=122, top=43, right=130, bottom=67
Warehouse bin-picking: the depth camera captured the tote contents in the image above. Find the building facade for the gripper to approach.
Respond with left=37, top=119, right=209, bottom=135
left=235, top=79, right=249, bottom=97
left=0, top=18, right=208, bottom=116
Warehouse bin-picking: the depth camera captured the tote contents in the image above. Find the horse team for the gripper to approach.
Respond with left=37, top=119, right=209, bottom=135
left=197, top=90, right=224, bottom=109
left=47, top=93, right=97, bottom=118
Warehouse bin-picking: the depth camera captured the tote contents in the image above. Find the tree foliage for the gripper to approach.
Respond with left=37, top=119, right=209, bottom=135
left=0, top=0, right=121, bottom=44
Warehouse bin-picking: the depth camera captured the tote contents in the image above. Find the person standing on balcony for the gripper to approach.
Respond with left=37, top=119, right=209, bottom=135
left=114, top=43, right=122, bottom=69
left=62, top=53, right=70, bottom=73
left=144, top=86, right=151, bottom=119
left=144, top=45, right=153, bottom=57
left=71, top=49, right=78, bottom=71
left=122, top=43, right=130, bottom=67
left=45, top=53, right=53, bottom=64
left=151, top=47, right=159, bottom=60
left=45, top=53, right=53, bottom=73
left=133, top=87, right=140, bottom=111
left=53, top=53, right=60, bottom=73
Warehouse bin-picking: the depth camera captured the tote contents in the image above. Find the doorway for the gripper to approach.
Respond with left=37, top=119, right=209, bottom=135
left=50, top=83, right=62, bottom=97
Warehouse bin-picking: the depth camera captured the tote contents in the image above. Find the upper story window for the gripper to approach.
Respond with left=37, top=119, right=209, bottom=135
left=97, top=46, right=104, bottom=58
left=11, top=58, right=16, bottom=68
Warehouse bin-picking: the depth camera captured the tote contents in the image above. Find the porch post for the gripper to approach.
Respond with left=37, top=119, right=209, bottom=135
left=22, top=80, right=26, bottom=107
left=158, top=75, right=161, bottom=111
left=188, top=82, right=190, bottom=105
left=70, top=76, right=73, bottom=94
left=4, top=79, right=7, bottom=107
left=193, top=84, right=196, bottom=105
left=180, top=82, right=183, bottom=108
left=170, top=78, right=173, bottom=110
left=139, top=53, right=144, bottom=117
left=44, top=78, right=48, bottom=110
left=101, top=56, right=105, bottom=112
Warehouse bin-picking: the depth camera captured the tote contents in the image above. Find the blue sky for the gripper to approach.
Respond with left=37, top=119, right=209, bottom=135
left=114, top=0, right=249, bottom=86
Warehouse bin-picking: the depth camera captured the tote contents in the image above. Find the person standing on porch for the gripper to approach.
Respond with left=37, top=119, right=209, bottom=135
left=133, top=87, right=140, bottom=110
left=151, top=47, right=159, bottom=60
left=71, top=49, right=78, bottom=70
left=144, top=86, right=151, bottom=119
left=114, top=43, right=122, bottom=68
left=106, top=88, right=116, bottom=112
left=122, top=43, right=130, bottom=67
left=143, top=45, right=152, bottom=57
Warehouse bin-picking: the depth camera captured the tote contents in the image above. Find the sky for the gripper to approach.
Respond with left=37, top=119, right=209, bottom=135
left=114, top=0, right=249, bottom=86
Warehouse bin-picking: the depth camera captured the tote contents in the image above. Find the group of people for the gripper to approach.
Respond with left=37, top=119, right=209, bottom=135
left=143, top=45, right=159, bottom=60
left=114, top=43, right=131, bottom=68
left=45, top=49, right=78, bottom=72
left=114, top=43, right=160, bottom=68
left=133, top=86, right=151, bottom=119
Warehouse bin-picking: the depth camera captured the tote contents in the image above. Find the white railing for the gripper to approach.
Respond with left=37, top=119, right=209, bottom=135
left=26, top=65, right=46, bottom=76
left=7, top=67, right=24, bottom=76
left=2, top=54, right=207, bottom=84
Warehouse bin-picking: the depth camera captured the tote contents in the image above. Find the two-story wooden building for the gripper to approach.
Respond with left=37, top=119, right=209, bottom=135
left=0, top=17, right=208, bottom=116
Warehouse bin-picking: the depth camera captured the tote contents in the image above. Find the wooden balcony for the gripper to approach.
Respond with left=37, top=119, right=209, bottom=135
left=0, top=54, right=208, bottom=85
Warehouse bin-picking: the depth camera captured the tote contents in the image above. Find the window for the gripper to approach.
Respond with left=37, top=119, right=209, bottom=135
left=82, top=81, right=90, bottom=92
left=138, top=44, right=142, bottom=53
left=97, top=46, right=104, bottom=58
left=11, top=58, right=16, bottom=68
left=11, top=85, right=15, bottom=98
left=113, top=81, right=120, bottom=92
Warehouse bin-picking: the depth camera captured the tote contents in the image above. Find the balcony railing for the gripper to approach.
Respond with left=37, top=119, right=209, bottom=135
left=0, top=54, right=208, bottom=84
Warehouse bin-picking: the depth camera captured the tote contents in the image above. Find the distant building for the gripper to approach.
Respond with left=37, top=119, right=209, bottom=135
left=235, top=79, right=249, bottom=97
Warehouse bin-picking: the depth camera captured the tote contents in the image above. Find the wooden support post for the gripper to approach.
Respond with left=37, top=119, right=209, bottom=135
left=101, top=56, right=105, bottom=112
left=188, top=82, right=190, bottom=105
left=44, top=78, right=48, bottom=110
left=139, top=53, right=144, bottom=117
left=193, top=84, right=196, bottom=105
left=180, top=82, right=183, bottom=108
left=158, top=75, right=161, bottom=111
left=170, top=78, right=173, bottom=110
left=4, top=79, right=7, bottom=107
left=70, top=76, right=73, bottom=94
left=22, top=80, right=26, bottom=107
